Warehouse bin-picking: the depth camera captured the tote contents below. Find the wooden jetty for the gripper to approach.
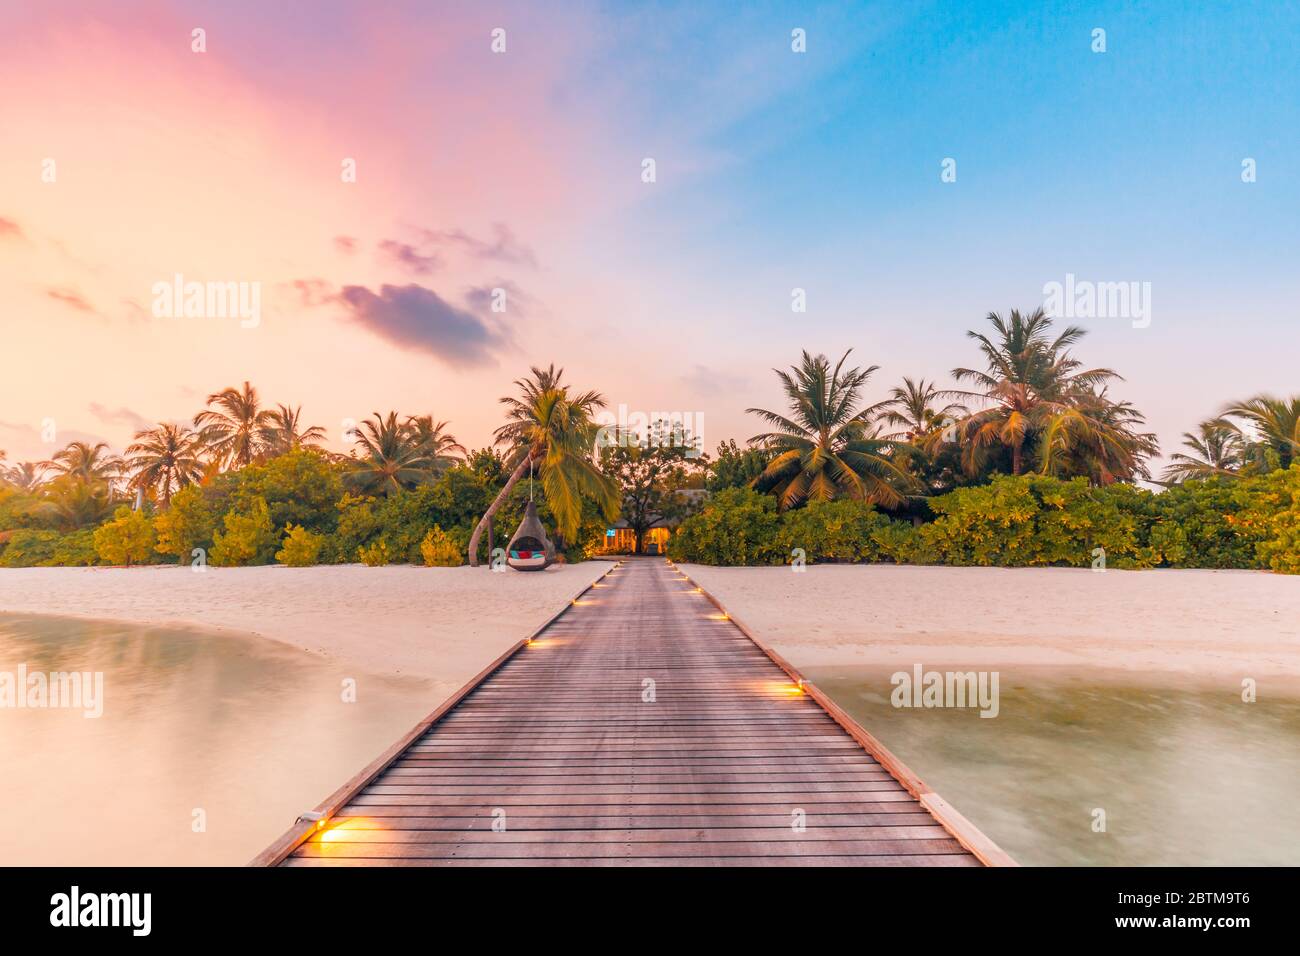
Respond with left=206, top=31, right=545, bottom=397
left=253, top=558, right=1014, bottom=867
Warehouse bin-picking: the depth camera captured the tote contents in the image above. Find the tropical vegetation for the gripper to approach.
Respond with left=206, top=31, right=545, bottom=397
left=1, top=310, right=1297, bottom=572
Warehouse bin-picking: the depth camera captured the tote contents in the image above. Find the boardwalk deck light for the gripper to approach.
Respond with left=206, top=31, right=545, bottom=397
left=296, top=810, right=327, bottom=829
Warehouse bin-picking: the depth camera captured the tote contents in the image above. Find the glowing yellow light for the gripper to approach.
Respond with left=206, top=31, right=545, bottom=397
left=527, top=637, right=567, bottom=649
left=312, top=815, right=384, bottom=846
left=693, top=587, right=703, bottom=594
left=318, top=822, right=347, bottom=842
left=706, top=612, right=729, bottom=621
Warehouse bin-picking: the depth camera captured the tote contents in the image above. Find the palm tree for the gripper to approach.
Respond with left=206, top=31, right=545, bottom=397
left=877, top=377, right=966, bottom=441
left=258, top=404, right=327, bottom=456
left=1039, top=390, right=1159, bottom=485
left=42, top=441, right=123, bottom=484
left=873, top=378, right=968, bottom=497
left=1219, top=394, right=1300, bottom=471
left=745, top=350, right=911, bottom=509
left=406, top=415, right=467, bottom=473
left=345, top=411, right=440, bottom=495
left=194, top=381, right=272, bottom=468
left=31, top=475, right=117, bottom=530
left=125, top=423, right=206, bottom=506
left=1161, top=419, right=1247, bottom=483
left=1, top=460, right=46, bottom=491
left=948, top=309, right=1122, bottom=477
left=467, top=365, right=619, bottom=566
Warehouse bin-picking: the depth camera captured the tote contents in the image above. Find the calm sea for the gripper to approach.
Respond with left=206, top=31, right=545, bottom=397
left=0, top=614, right=435, bottom=865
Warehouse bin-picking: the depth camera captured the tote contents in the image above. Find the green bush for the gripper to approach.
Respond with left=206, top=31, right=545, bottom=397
left=1237, top=465, right=1300, bottom=574
left=0, top=529, right=62, bottom=567
left=1145, top=477, right=1258, bottom=569
left=276, top=524, right=325, bottom=566
left=217, top=449, right=344, bottom=536
left=330, top=488, right=447, bottom=564
left=0, top=487, right=40, bottom=533
left=916, top=474, right=1149, bottom=568
left=154, top=484, right=217, bottom=564
left=329, top=493, right=381, bottom=562
left=210, top=497, right=278, bottom=566
left=427, top=466, right=496, bottom=529
left=50, top=529, right=100, bottom=566
left=93, top=507, right=158, bottom=566
left=420, top=525, right=464, bottom=567
left=778, top=500, right=891, bottom=564
left=668, top=487, right=782, bottom=566
left=358, top=538, right=397, bottom=566
left=869, top=520, right=933, bottom=564
left=373, top=489, right=447, bottom=562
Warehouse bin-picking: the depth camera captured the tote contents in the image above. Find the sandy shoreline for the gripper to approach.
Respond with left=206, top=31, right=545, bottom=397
left=0, top=562, right=612, bottom=687
left=681, top=564, right=1300, bottom=691
left=3, top=560, right=1297, bottom=695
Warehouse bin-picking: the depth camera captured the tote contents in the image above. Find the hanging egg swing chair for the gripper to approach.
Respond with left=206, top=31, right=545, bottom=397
left=506, top=460, right=553, bottom=572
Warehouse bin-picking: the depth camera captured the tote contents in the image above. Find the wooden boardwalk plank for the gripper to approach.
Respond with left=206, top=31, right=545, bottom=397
left=257, top=558, right=1011, bottom=867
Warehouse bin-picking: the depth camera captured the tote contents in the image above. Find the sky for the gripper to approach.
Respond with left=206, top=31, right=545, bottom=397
left=2, top=0, right=1298, bottom=471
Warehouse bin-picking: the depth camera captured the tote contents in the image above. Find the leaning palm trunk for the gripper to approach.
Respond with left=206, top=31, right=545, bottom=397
left=468, top=452, right=535, bottom=567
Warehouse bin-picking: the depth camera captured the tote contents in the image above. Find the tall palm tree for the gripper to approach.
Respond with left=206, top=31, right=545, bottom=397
left=876, top=377, right=966, bottom=441
left=1220, top=394, right=1300, bottom=471
left=42, top=441, right=123, bottom=484
left=1160, top=419, right=1247, bottom=483
left=468, top=365, right=619, bottom=566
left=345, top=411, right=440, bottom=495
left=406, top=415, right=467, bottom=473
left=746, top=350, right=911, bottom=509
left=258, top=403, right=328, bottom=456
left=194, top=381, right=272, bottom=468
left=948, top=309, right=1122, bottom=477
left=125, top=423, right=206, bottom=507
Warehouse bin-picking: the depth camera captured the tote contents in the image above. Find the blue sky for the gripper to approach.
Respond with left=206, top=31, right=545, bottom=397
left=2, top=0, right=1295, bottom=467
left=598, top=0, right=1300, bottom=463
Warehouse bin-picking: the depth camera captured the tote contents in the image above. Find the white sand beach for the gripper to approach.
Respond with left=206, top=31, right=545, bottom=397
left=4, top=560, right=1297, bottom=694
left=681, top=564, right=1300, bottom=688
left=0, top=562, right=612, bottom=690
